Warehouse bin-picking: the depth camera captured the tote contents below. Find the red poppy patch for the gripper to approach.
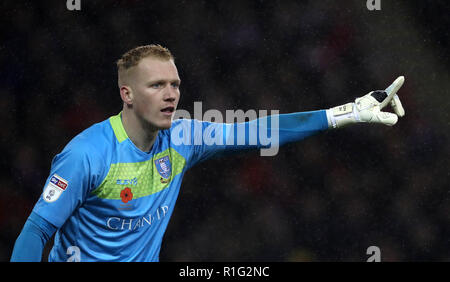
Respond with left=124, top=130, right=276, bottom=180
left=120, top=187, right=133, bottom=203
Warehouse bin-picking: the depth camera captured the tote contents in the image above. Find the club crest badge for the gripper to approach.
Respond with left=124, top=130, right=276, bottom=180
left=155, top=156, right=171, bottom=183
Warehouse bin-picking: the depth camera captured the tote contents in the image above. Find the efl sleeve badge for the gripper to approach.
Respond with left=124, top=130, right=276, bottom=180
left=43, top=174, right=69, bottom=203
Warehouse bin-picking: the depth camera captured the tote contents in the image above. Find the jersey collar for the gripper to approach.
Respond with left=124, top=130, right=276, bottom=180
left=109, top=112, right=128, bottom=143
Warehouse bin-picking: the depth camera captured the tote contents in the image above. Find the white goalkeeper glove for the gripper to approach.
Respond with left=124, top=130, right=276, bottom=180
left=326, top=76, right=406, bottom=128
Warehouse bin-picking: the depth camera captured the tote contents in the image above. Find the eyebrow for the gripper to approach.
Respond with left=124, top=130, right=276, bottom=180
left=147, top=78, right=181, bottom=85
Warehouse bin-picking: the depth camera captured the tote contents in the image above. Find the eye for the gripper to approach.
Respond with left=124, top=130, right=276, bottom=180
left=150, top=83, right=161, bottom=89
left=171, top=82, right=180, bottom=89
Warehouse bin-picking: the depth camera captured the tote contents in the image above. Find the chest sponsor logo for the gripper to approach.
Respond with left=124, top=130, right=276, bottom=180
left=43, top=174, right=69, bottom=203
left=106, top=205, right=169, bottom=231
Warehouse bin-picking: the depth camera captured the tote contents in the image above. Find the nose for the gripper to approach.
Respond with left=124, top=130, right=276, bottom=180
left=163, top=85, right=178, bottom=102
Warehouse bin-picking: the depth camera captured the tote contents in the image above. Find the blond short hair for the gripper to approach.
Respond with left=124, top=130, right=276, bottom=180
left=116, top=44, right=174, bottom=86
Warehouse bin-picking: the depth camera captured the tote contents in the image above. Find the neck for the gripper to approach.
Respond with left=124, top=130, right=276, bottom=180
left=121, top=109, right=158, bottom=152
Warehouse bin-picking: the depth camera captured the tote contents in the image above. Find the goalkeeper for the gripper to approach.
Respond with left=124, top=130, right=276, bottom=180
left=10, top=44, right=405, bottom=262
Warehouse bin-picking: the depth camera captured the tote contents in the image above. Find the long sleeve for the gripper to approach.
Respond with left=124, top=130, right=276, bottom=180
left=10, top=211, right=57, bottom=262
left=182, top=109, right=329, bottom=166
left=224, top=110, right=329, bottom=156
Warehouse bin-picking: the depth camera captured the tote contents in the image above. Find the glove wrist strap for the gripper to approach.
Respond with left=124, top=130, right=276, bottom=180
left=326, top=102, right=360, bottom=128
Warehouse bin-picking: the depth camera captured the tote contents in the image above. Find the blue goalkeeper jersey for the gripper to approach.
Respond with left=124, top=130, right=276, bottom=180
left=32, top=110, right=328, bottom=262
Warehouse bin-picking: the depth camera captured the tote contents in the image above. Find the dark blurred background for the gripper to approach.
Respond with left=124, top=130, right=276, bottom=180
left=0, top=0, right=449, bottom=261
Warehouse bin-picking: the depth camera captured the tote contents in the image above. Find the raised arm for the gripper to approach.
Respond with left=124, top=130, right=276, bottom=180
left=178, top=76, right=405, bottom=165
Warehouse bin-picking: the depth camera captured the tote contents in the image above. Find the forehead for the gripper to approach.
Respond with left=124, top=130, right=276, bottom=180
left=133, top=57, right=179, bottom=81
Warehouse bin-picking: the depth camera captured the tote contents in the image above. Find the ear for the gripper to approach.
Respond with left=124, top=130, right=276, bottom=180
left=120, top=85, right=133, bottom=106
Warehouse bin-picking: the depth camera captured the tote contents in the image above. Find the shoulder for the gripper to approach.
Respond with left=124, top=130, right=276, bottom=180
left=163, top=118, right=226, bottom=142
left=56, top=118, right=114, bottom=162
left=170, top=118, right=195, bottom=129
left=166, top=118, right=211, bottom=134
left=160, top=118, right=195, bottom=138
left=163, top=118, right=210, bottom=141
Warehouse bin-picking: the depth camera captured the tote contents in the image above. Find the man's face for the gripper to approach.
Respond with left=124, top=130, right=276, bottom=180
left=125, top=57, right=181, bottom=130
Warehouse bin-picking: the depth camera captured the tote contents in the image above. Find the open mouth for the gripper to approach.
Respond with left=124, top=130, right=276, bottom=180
left=161, top=106, right=175, bottom=114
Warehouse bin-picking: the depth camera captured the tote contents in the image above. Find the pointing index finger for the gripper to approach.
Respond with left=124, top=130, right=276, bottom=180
left=380, top=76, right=405, bottom=109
